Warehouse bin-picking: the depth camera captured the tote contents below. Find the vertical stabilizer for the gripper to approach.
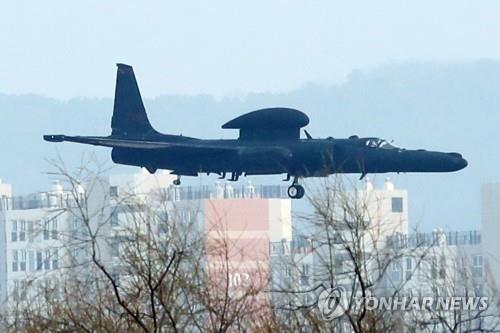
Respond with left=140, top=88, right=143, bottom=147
left=111, top=64, right=157, bottom=137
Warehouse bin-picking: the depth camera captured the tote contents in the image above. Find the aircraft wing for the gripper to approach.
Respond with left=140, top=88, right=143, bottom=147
left=43, top=135, right=292, bottom=157
left=43, top=135, right=239, bottom=151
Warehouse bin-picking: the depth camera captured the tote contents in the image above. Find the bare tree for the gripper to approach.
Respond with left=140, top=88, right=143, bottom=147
left=4, top=159, right=499, bottom=333
left=401, top=237, right=500, bottom=333
left=268, top=176, right=437, bottom=332
left=1, top=156, right=272, bottom=332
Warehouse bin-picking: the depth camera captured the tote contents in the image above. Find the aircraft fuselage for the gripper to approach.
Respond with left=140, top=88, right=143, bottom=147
left=109, top=135, right=467, bottom=178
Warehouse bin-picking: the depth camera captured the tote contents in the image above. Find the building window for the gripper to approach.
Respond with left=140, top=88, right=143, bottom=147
left=110, top=186, right=119, bottom=198
left=12, top=280, right=20, bottom=302
left=44, top=250, right=51, bottom=270
left=43, top=220, right=50, bottom=240
left=335, top=258, right=344, bottom=273
left=35, top=219, right=43, bottom=242
left=111, top=239, right=120, bottom=257
left=36, top=251, right=43, bottom=271
left=158, top=211, right=169, bottom=234
left=284, top=265, right=291, bottom=278
left=473, top=254, right=483, bottom=266
left=110, top=210, right=119, bottom=227
left=439, top=255, right=446, bottom=279
left=27, top=221, right=34, bottom=242
left=181, top=210, right=192, bottom=223
left=19, top=220, right=26, bottom=241
left=52, top=249, right=59, bottom=269
left=158, top=222, right=168, bottom=234
left=158, top=212, right=168, bottom=234
left=19, top=250, right=26, bottom=272
left=11, top=220, right=18, bottom=242
left=51, top=219, right=58, bottom=240
left=333, top=232, right=343, bottom=244
left=405, top=257, right=413, bottom=281
left=472, top=254, right=483, bottom=278
left=301, top=263, right=310, bottom=286
left=71, top=248, right=79, bottom=260
left=12, top=250, right=18, bottom=272
left=53, top=278, right=61, bottom=300
left=392, top=260, right=402, bottom=281
left=19, top=281, right=27, bottom=301
left=72, top=217, right=80, bottom=229
left=431, top=257, right=437, bottom=279
left=270, top=243, right=281, bottom=255
left=392, top=197, right=403, bottom=213
left=28, top=251, right=35, bottom=272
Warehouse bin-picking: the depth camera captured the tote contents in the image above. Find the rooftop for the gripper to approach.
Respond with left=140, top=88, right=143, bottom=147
left=0, top=181, right=291, bottom=211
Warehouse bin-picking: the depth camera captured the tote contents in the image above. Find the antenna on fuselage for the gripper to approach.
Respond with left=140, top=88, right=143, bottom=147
left=304, top=129, right=313, bottom=140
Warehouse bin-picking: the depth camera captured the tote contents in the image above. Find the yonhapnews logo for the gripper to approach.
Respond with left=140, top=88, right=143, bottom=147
left=317, top=287, right=488, bottom=321
left=317, top=286, right=348, bottom=320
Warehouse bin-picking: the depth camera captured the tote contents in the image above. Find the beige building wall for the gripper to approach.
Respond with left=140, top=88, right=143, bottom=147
left=203, top=198, right=292, bottom=296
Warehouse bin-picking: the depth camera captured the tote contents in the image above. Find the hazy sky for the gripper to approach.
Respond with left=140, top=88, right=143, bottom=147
left=1, top=1, right=500, bottom=99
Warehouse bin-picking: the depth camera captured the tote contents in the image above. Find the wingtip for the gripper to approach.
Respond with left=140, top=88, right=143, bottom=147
left=44, top=134, right=65, bottom=142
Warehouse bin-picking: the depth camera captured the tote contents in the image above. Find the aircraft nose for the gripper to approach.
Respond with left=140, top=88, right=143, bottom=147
left=458, top=156, right=468, bottom=169
left=447, top=152, right=468, bottom=170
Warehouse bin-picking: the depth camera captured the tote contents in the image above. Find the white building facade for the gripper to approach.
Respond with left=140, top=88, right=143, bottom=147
left=269, top=179, right=498, bottom=332
left=0, top=180, right=81, bottom=312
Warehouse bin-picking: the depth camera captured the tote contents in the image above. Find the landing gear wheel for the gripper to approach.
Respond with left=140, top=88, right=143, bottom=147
left=287, top=185, right=305, bottom=199
left=173, top=176, right=181, bottom=186
left=296, top=185, right=305, bottom=199
left=287, top=185, right=298, bottom=198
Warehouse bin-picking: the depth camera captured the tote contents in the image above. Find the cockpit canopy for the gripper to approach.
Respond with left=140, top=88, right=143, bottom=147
left=364, top=138, right=397, bottom=149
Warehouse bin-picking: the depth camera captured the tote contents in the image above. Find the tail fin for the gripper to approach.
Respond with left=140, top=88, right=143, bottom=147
left=111, top=64, right=157, bottom=137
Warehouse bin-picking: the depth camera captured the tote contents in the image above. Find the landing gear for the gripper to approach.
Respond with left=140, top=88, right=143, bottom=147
left=145, top=165, right=157, bottom=174
left=173, top=175, right=181, bottom=186
left=287, top=184, right=305, bottom=199
left=286, top=175, right=305, bottom=199
left=229, top=172, right=241, bottom=182
left=217, top=171, right=241, bottom=181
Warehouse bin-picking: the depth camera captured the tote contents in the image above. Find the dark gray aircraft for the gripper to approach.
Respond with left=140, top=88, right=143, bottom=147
left=44, top=64, right=467, bottom=199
